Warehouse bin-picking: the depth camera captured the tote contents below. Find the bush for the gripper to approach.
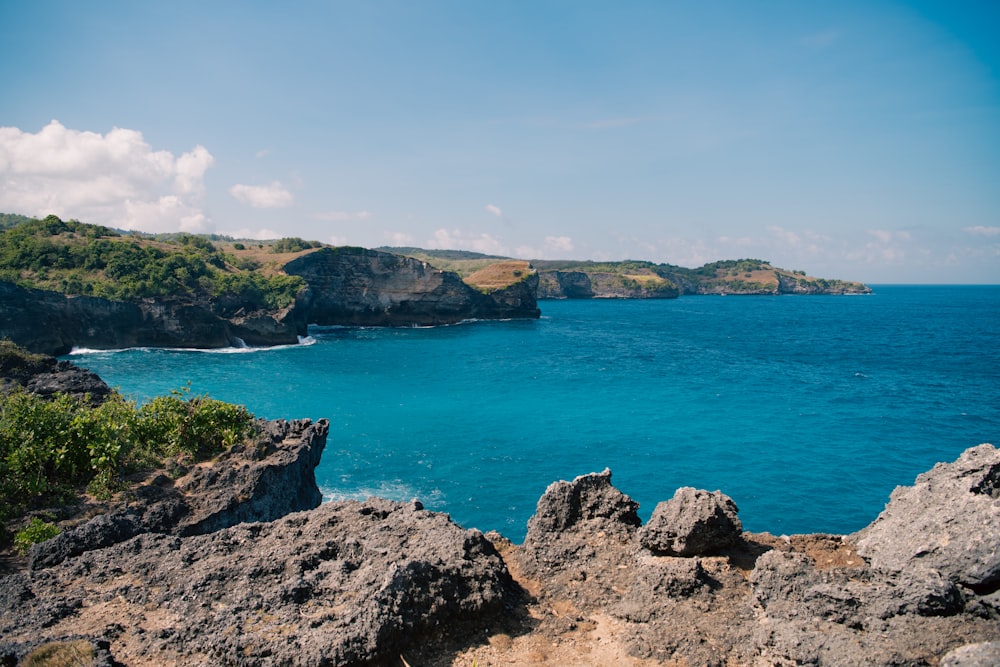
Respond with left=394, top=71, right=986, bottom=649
left=14, top=517, right=60, bottom=555
left=0, top=386, right=258, bottom=520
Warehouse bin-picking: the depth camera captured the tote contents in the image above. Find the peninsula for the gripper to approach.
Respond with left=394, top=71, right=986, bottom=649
left=1, top=214, right=867, bottom=355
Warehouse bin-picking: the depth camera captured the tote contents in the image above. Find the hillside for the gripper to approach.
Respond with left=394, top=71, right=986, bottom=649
left=384, top=248, right=871, bottom=297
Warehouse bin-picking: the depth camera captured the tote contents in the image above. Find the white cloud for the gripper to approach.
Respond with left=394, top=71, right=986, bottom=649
left=217, top=227, right=281, bottom=240
left=386, top=231, right=414, bottom=246
left=229, top=181, right=294, bottom=208
left=430, top=228, right=508, bottom=256
left=0, top=120, right=214, bottom=232
left=485, top=204, right=503, bottom=218
left=544, top=235, right=574, bottom=253
left=964, top=225, right=1000, bottom=237
left=315, top=210, right=373, bottom=222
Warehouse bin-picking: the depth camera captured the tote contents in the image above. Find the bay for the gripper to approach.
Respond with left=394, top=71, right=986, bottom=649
left=68, top=285, right=1000, bottom=541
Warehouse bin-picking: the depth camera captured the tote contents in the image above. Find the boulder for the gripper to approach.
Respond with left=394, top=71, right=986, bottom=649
left=853, top=443, right=1000, bottom=589
left=640, top=487, right=743, bottom=556
left=523, top=468, right=640, bottom=541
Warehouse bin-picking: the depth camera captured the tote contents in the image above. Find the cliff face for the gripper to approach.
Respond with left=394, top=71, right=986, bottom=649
left=0, top=281, right=304, bottom=355
left=284, top=247, right=540, bottom=326
left=539, top=270, right=680, bottom=299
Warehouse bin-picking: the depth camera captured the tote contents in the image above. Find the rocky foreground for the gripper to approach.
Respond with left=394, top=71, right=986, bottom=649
left=2, top=426, right=998, bottom=665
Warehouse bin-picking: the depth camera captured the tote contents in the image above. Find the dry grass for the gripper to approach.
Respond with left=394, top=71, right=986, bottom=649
left=465, top=261, right=534, bottom=290
left=23, top=640, right=94, bottom=667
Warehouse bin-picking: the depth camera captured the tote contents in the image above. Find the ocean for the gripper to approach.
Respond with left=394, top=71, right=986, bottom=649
left=68, top=285, right=1000, bottom=542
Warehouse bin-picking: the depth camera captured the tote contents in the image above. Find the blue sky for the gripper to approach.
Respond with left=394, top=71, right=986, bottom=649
left=1, top=1, right=997, bottom=283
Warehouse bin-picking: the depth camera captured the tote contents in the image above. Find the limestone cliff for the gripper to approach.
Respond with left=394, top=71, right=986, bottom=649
left=284, top=246, right=540, bottom=326
left=0, top=281, right=304, bottom=355
left=538, top=270, right=680, bottom=299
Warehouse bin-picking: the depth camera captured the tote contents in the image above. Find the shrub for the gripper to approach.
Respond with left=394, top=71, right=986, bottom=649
left=14, top=517, right=60, bottom=555
left=0, top=385, right=258, bottom=520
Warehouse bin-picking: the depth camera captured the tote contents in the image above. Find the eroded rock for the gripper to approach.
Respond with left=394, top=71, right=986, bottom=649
left=639, top=486, right=743, bottom=556
left=29, top=418, right=329, bottom=569
left=853, top=443, right=1000, bottom=589
left=4, top=499, right=513, bottom=666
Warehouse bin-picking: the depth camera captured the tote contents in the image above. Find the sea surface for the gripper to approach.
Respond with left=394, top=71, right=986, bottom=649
left=68, top=285, right=1000, bottom=542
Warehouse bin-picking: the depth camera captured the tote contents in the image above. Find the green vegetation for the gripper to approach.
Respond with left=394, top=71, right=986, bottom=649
left=0, top=215, right=305, bottom=309
left=269, top=237, right=323, bottom=254
left=0, top=383, right=257, bottom=524
left=0, top=212, right=36, bottom=231
left=14, top=517, right=60, bottom=555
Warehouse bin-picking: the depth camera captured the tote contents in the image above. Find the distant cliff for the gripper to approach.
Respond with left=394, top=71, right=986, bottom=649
left=384, top=250, right=871, bottom=299
left=284, top=247, right=540, bottom=326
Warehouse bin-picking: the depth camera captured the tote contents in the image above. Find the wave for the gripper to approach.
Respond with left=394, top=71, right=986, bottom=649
left=68, top=336, right=316, bottom=357
left=320, top=481, right=444, bottom=506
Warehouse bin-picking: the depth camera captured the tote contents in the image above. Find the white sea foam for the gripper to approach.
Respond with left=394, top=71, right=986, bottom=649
left=68, top=337, right=315, bottom=356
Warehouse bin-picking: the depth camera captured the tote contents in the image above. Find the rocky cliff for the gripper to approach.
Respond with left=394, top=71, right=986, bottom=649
left=538, top=270, right=680, bottom=299
left=3, top=432, right=997, bottom=665
left=284, top=246, right=540, bottom=326
left=0, top=280, right=304, bottom=356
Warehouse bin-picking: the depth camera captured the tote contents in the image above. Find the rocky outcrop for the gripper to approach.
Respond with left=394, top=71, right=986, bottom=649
left=3, top=500, right=512, bottom=667
left=4, top=439, right=998, bottom=666
left=0, top=281, right=303, bottom=355
left=639, top=487, right=743, bottom=556
left=506, top=446, right=1000, bottom=666
left=0, top=342, right=111, bottom=404
left=285, top=247, right=540, bottom=326
left=28, top=418, right=329, bottom=569
left=853, top=443, right=1000, bottom=591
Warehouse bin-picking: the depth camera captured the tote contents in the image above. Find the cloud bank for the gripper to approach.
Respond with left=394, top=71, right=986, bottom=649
left=0, top=120, right=213, bottom=232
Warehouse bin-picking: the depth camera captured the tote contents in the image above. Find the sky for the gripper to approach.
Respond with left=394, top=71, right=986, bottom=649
left=1, top=1, right=998, bottom=283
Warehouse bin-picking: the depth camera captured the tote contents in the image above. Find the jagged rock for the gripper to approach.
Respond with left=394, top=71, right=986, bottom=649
left=524, top=468, right=640, bottom=538
left=640, top=487, right=743, bottom=556
left=853, top=443, right=1000, bottom=589
left=941, top=641, right=1000, bottom=667
left=2, top=499, right=513, bottom=666
left=29, top=418, right=329, bottom=569
left=0, top=342, right=111, bottom=404
left=284, top=247, right=540, bottom=326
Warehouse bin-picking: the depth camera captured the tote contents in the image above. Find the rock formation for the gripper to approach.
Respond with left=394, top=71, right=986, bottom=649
left=0, top=341, right=111, bottom=405
left=27, top=418, right=329, bottom=569
left=284, top=246, right=540, bottom=326
left=3, top=435, right=998, bottom=665
left=0, top=280, right=304, bottom=356
left=538, top=271, right=680, bottom=299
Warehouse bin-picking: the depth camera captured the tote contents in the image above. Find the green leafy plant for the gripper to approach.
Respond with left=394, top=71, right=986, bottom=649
left=14, top=517, right=60, bottom=554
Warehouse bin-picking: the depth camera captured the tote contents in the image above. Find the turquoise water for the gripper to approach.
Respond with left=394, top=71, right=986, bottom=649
left=67, top=286, right=1000, bottom=541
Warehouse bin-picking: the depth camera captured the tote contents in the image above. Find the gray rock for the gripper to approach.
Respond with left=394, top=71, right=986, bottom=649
left=640, top=487, right=743, bottom=556
left=853, top=443, right=1000, bottom=589
left=524, top=468, right=640, bottom=538
left=941, top=641, right=1000, bottom=667
left=3, top=499, right=513, bottom=666
left=29, top=418, right=329, bottom=569
left=284, top=246, right=540, bottom=326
